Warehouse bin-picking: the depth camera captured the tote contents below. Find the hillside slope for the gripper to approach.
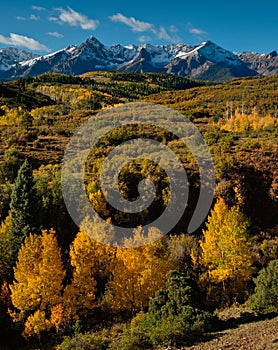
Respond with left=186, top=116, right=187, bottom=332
left=144, top=76, right=278, bottom=119
left=181, top=314, right=278, bottom=350
left=0, top=74, right=277, bottom=231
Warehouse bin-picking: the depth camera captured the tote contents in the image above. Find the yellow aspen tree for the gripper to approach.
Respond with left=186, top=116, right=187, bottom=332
left=140, top=237, right=174, bottom=305
left=63, top=231, right=113, bottom=319
left=38, top=229, right=66, bottom=310
left=108, top=246, right=145, bottom=313
left=24, top=310, right=51, bottom=338
left=0, top=215, right=12, bottom=283
left=107, top=228, right=173, bottom=313
left=10, top=233, right=42, bottom=320
left=10, top=230, right=65, bottom=333
left=200, top=198, right=254, bottom=296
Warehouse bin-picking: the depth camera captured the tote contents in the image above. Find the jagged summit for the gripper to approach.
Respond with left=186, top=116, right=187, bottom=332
left=84, top=35, right=103, bottom=45
left=0, top=37, right=277, bottom=82
left=267, top=50, right=277, bottom=58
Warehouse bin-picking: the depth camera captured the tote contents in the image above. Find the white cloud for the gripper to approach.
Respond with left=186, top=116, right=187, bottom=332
left=0, top=33, right=50, bottom=51
left=189, top=27, right=207, bottom=35
left=169, top=25, right=178, bottom=33
left=109, top=13, right=180, bottom=43
left=138, top=35, right=153, bottom=43
left=157, top=26, right=180, bottom=42
left=109, top=13, right=155, bottom=32
left=55, top=7, right=99, bottom=30
left=32, top=6, right=46, bottom=11
left=30, top=14, right=40, bottom=21
left=187, top=23, right=208, bottom=39
left=16, top=14, right=40, bottom=21
left=48, top=16, right=58, bottom=22
left=47, top=31, right=64, bottom=38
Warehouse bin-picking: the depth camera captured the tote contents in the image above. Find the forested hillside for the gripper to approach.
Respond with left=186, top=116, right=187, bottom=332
left=0, top=72, right=277, bottom=349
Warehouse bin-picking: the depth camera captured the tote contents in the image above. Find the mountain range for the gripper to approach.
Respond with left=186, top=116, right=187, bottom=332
left=0, top=36, right=277, bottom=82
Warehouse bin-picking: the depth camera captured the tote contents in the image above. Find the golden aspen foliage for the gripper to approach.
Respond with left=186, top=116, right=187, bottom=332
left=0, top=214, right=12, bottom=236
left=88, top=189, right=110, bottom=218
left=140, top=235, right=174, bottom=306
left=107, top=227, right=173, bottom=313
left=23, top=310, right=51, bottom=338
left=63, top=231, right=114, bottom=319
left=50, top=304, right=65, bottom=333
left=10, top=230, right=65, bottom=329
left=35, top=85, right=98, bottom=105
left=109, top=247, right=144, bottom=312
left=0, top=215, right=12, bottom=282
left=10, top=233, right=43, bottom=320
left=0, top=106, right=22, bottom=126
left=200, top=198, right=254, bottom=294
left=63, top=233, right=97, bottom=320
left=38, top=229, right=66, bottom=310
left=220, top=109, right=276, bottom=132
left=0, top=281, right=11, bottom=309
left=80, top=215, right=116, bottom=245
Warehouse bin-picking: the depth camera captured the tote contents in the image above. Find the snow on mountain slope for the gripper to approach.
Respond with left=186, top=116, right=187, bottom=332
left=0, top=47, right=38, bottom=71
left=165, top=41, right=258, bottom=81
left=19, top=46, right=77, bottom=68
left=116, top=43, right=192, bottom=73
left=177, top=41, right=240, bottom=65
left=108, top=44, right=138, bottom=62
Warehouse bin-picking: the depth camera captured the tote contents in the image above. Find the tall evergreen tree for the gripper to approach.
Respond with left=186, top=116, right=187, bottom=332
left=9, top=159, right=39, bottom=265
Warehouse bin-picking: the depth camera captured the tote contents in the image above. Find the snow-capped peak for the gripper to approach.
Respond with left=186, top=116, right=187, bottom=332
left=19, top=45, right=78, bottom=68
left=177, top=40, right=240, bottom=65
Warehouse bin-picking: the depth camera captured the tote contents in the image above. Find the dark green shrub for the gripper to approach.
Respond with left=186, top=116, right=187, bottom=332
left=249, top=260, right=278, bottom=313
left=114, top=271, right=216, bottom=348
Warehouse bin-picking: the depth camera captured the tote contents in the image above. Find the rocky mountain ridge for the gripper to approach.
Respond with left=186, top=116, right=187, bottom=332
left=0, top=47, right=38, bottom=71
left=0, top=36, right=277, bottom=82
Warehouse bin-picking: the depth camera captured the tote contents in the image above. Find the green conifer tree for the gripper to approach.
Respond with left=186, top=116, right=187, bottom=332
left=9, top=159, right=39, bottom=265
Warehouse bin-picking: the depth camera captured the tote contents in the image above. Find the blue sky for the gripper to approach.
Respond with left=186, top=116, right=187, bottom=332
left=0, top=0, right=277, bottom=55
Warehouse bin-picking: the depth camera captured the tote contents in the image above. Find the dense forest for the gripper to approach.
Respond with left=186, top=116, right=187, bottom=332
left=0, top=72, right=277, bottom=349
